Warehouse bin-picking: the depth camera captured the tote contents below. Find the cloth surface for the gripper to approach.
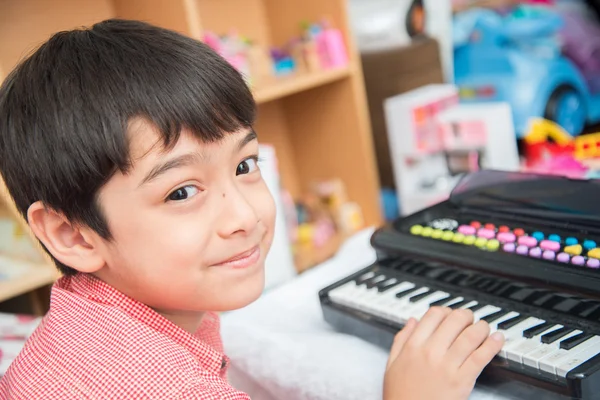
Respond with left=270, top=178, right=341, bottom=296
left=0, top=273, right=249, bottom=399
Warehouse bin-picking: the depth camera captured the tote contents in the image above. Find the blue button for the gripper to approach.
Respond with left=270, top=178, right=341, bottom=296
left=584, top=240, right=597, bottom=250
left=565, top=237, right=578, bottom=246
left=548, top=234, right=561, bottom=242
left=532, top=231, right=545, bottom=241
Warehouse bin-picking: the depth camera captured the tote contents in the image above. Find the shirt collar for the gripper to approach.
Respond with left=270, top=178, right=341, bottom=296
left=53, top=273, right=227, bottom=376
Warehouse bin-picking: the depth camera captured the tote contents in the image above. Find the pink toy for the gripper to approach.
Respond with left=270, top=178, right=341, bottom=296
left=315, top=27, right=348, bottom=69
left=524, top=154, right=588, bottom=179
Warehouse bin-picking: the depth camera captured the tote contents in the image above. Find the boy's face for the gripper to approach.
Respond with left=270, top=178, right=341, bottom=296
left=93, top=119, right=275, bottom=313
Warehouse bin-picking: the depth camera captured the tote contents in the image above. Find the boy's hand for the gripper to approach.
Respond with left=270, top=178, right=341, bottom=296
left=383, top=307, right=505, bottom=400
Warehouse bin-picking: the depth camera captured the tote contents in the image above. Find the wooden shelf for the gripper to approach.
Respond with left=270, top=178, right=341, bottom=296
left=253, top=66, right=352, bottom=104
left=0, top=261, right=57, bottom=303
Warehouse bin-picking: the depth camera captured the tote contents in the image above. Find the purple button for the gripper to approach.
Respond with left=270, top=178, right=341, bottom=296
left=572, top=256, right=586, bottom=266
left=587, top=259, right=600, bottom=268
left=542, top=250, right=555, bottom=260
left=518, top=236, right=537, bottom=247
left=477, top=228, right=496, bottom=239
left=516, top=245, right=529, bottom=255
left=458, top=225, right=476, bottom=236
left=529, top=247, right=542, bottom=258
left=557, top=253, right=570, bottom=263
left=503, top=243, right=516, bottom=252
left=497, top=232, right=516, bottom=244
left=540, top=240, right=561, bottom=252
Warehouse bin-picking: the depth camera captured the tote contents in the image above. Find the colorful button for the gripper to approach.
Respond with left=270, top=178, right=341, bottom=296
left=477, top=228, right=496, bottom=239
left=484, top=223, right=495, bottom=230
left=548, top=234, right=561, bottom=242
left=584, top=240, right=597, bottom=250
left=565, top=237, right=578, bottom=246
left=422, top=227, right=433, bottom=237
left=557, top=253, right=570, bottom=263
left=486, top=239, right=500, bottom=251
left=452, top=233, right=465, bottom=243
left=430, top=218, right=458, bottom=230
left=516, top=245, right=529, bottom=255
left=588, top=259, right=600, bottom=268
left=458, top=225, right=476, bottom=236
left=572, top=256, right=586, bottom=266
left=463, top=235, right=476, bottom=245
left=442, top=231, right=454, bottom=241
left=588, top=248, right=600, bottom=259
left=503, top=243, right=516, bottom=252
left=498, top=226, right=510, bottom=233
left=432, top=229, right=443, bottom=239
left=542, top=250, right=555, bottom=260
left=532, top=231, right=545, bottom=241
left=470, top=221, right=481, bottom=229
left=513, top=228, right=525, bottom=236
left=529, top=247, right=542, bottom=258
left=565, top=244, right=583, bottom=256
left=410, top=225, right=424, bottom=235
left=540, top=240, right=561, bottom=252
left=517, top=236, right=537, bottom=247
left=475, top=237, right=488, bottom=248
left=497, top=232, right=516, bottom=244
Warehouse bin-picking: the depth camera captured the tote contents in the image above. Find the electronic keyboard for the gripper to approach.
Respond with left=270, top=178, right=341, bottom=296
left=319, top=170, right=600, bottom=399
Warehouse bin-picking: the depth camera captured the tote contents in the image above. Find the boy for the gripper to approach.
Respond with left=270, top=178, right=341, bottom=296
left=0, top=19, right=503, bottom=399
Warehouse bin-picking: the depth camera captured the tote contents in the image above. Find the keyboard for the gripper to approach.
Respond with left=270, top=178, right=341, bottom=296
left=319, top=170, right=600, bottom=399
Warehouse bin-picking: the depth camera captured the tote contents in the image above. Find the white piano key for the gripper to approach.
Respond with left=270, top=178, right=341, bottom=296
left=557, top=338, right=600, bottom=377
left=441, top=296, right=465, bottom=307
left=497, top=317, right=546, bottom=358
left=506, top=325, right=562, bottom=363
left=472, top=305, right=501, bottom=322
left=523, top=329, right=581, bottom=369
left=539, top=334, right=599, bottom=376
left=386, top=286, right=430, bottom=323
left=460, top=300, right=479, bottom=310
left=489, top=311, right=520, bottom=334
left=401, top=291, right=450, bottom=321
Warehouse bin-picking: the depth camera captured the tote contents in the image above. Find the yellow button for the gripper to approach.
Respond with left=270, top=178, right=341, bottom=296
left=452, top=233, right=465, bottom=243
left=410, top=225, right=424, bottom=235
left=463, top=235, right=476, bottom=245
left=422, top=227, right=433, bottom=237
left=588, top=248, right=600, bottom=259
left=442, top=231, right=454, bottom=241
left=486, top=239, right=500, bottom=251
left=432, top=229, right=443, bottom=239
left=475, top=237, right=488, bottom=248
left=565, top=244, right=582, bottom=256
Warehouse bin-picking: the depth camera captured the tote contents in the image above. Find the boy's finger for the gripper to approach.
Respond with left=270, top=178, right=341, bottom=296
left=459, top=332, right=505, bottom=380
left=387, top=318, right=417, bottom=370
left=446, top=320, right=491, bottom=367
left=426, top=308, right=475, bottom=354
left=404, top=307, right=451, bottom=348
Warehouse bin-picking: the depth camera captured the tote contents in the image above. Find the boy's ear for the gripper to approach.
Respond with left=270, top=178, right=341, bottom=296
left=27, top=201, right=105, bottom=273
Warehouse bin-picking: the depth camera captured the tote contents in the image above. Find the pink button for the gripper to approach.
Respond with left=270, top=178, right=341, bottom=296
left=540, top=240, right=561, bottom=252
left=517, top=236, right=537, bottom=247
left=458, top=225, right=476, bottom=236
left=497, top=232, right=516, bottom=244
left=477, top=228, right=496, bottom=239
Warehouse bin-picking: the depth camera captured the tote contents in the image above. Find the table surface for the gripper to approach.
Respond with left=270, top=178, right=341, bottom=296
left=220, top=228, right=570, bottom=400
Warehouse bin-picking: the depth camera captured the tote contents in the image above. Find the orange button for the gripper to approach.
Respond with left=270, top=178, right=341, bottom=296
left=484, top=223, right=495, bottom=230
left=470, top=221, right=481, bottom=229
left=513, top=228, right=525, bottom=236
left=499, top=226, right=510, bottom=233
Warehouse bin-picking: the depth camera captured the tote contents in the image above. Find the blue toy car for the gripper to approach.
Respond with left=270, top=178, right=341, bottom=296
left=453, top=7, right=600, bottom=137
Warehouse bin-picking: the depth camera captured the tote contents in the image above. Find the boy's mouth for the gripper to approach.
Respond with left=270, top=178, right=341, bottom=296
left=213, top=246, right=261, bottom=269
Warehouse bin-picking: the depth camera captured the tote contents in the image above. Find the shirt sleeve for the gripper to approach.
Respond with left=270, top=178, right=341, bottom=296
left=176, top=382, right=252, bottom=400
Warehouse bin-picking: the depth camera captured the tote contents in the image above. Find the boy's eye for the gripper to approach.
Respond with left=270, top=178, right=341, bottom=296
left=236, top=157, right=259, bottom=176
left=167, top=185, right=199, bottom=201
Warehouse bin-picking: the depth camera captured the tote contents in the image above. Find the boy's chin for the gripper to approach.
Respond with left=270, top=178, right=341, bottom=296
left=212, top=274, right=265, bottom=312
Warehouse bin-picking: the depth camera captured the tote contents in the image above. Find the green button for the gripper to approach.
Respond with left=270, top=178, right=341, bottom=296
left=475, top=237, right=488, bottom=248
left=410, top=225, right=423, bottom=235
left=442, top=231, right=454, bottom=241
left=452, top=233, right=465, bottom=243
left=432, top=229, right=443, bottom=239
left=463, top=235, right=476, bottom=245
left=486, top=239, right=500, bottom=251
left=422, top=227, right=433, bottom=237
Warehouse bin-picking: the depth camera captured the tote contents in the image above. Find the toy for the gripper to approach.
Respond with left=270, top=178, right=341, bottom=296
left=453, top=5, right=600, bottom=137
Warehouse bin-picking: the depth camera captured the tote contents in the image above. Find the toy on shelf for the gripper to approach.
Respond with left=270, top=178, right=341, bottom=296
left=384, top=84, right=520, bottom=216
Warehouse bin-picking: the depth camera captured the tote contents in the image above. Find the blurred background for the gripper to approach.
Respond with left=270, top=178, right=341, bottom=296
left=0, top=0, right=599, bottom=371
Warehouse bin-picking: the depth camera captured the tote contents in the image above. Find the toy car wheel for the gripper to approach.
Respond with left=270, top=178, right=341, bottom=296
left=544, top=84, right=587, bottom=136
left=406, top=0, right=425, bottom=37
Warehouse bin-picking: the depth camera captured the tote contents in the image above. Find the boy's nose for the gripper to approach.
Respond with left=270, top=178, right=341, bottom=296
left=216, top=189, right=259, bottom=238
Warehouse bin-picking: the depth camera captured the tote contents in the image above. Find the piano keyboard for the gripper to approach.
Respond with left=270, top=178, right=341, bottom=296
left=321, top=257, right=600, bottom=396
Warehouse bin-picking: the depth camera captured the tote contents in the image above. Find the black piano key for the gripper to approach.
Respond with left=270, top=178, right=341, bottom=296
left=541, top=327, right=575, bottom=344
left=539, top=295, right=571, bottom=310
left=497, top=314, right=528, bottom=330
left=483, top=280, right=507, bottom=294
left=497, top=284, right=523, bottom=299
left=523, top=321, right=554, bottom=338
left=509, top=288, right=538, bottom=302
left=480, top=309, right=508, bottom=323
left=450, top=273, right=469, bottom=285
left=408, top=289, right=433, bottom=303
left=522, top=290, right=552, bottom=305
left=366, top=275, right=387, bottom=289
left=571, top=301, right=598, bottom=317
left=429, top=295, right=452, bottom=307
left=532, top=293, right=561, bottom=308
left=466, top=302, right=485, bottom=312
left=585, top=306, right=600, bottom=321
left=553, top=298, right=584, bottom=313
left=449, top=299, right=470, bottom=309
left=560, top=332, right=594, bottom=350
left=395, top=287, right=420, bottom=299
left=355, top=271, right=376, bottom=285
left=378, top=278, right=400, bottom=292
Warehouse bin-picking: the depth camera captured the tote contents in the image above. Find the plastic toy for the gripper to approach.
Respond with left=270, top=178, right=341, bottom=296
left=453, top=6, right=600, bottom=137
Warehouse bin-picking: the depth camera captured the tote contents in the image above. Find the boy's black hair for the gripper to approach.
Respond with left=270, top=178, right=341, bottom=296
left=0, top=19, right=256, bottom=275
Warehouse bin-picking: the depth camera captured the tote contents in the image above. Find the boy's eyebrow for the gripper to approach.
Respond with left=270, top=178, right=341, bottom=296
left=237, top=130, right=257, bottom=151
left=139, top=152, right=203, bottom=187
